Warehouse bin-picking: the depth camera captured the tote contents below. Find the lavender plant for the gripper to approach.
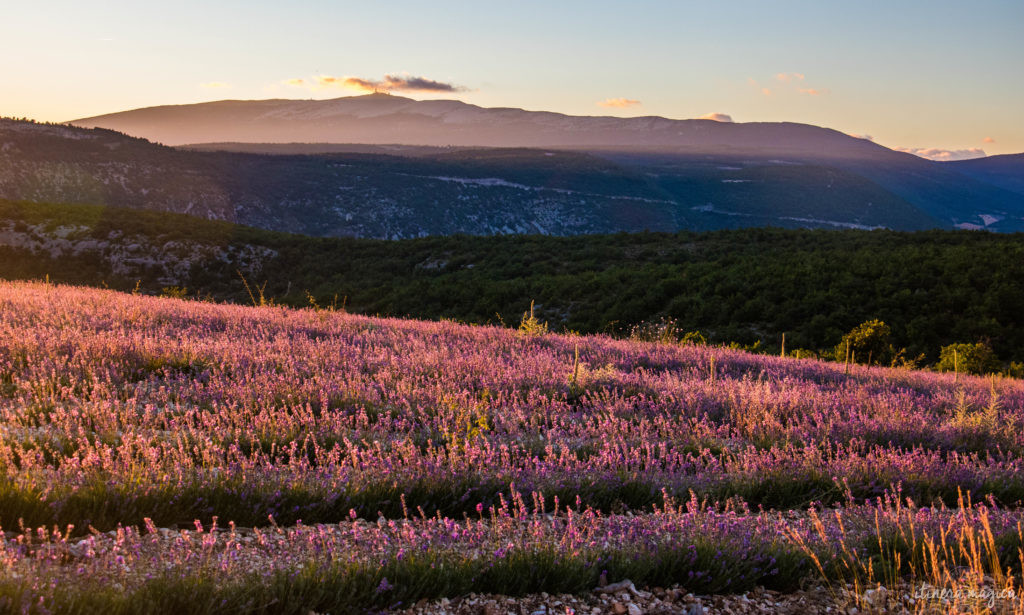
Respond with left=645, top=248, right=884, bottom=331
left=1, top=280, right=1023, bottom=612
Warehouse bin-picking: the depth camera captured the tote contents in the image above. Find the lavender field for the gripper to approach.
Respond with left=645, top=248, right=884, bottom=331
left=2, top=280, right=1023, bottom=613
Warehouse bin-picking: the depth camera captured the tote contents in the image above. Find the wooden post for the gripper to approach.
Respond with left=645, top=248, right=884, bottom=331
left=781, top=333, right=786, bottom=358
left=844, top=341, right=850, bottom=375
left=954, top=348, right=959, bottom=383
left=571, top=343, right=580, bottom=386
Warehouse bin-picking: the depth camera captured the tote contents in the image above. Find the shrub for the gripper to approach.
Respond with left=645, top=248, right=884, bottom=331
left=836, top=319, right=891, bottom=366
left=788, top=348, right=817, bottom=360
left=628, top=317, right=707, bottom=345
left=628, top=317, right=679, bottom=343
left=160, top=286, right=188, bottom=299
left=681, top=329, right=708, bottom=346
left=518, top=300, right=548, bottom=337
left=936, top=342, right=1000, bottom=376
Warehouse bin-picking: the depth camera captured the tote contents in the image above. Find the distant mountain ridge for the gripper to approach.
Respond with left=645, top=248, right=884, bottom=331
left=946, top=154, right=1024, bottom=197
left=64, top=95, right=1024, bottom=231
left=71, top=93, right=889, bottom=158
left=4, top=104, right=1024, bottom=235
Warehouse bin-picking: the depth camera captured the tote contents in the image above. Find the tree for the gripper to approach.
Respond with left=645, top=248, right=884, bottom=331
left=837, top=319, right=891, bottom=366
left=936, top=342, right=1000, bottom=376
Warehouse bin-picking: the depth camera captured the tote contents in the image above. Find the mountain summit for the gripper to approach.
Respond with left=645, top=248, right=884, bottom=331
left=70, top=94, right=888, bottom=160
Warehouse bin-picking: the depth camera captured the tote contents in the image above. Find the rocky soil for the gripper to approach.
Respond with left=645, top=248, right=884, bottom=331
left=390, top=583, right=842, bottom=615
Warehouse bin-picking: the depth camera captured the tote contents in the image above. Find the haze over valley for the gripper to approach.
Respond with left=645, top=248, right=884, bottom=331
left=1, top=94, right=1021, bottom=237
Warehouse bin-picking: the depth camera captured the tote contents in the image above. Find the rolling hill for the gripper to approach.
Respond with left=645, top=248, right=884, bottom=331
left=5, top=115, right=1024, bottom=234
left=946, top=153, right=1024, bottom=197
left=64, top=95, right=1024, bottom=231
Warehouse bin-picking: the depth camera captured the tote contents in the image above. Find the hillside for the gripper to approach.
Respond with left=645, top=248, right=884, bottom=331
left=3, top=199, right=1024, bottom=363
left=2, top=279, right=1024, bottom=612
left=0, top=119, right=685, bottom=237
left=6, top=118, right=1024, bottom=233
left=64, top=95, right=1024, bottom=231
left=947, top=153, right=1024, bottom=197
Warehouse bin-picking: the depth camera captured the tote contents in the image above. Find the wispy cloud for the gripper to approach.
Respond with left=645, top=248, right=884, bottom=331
left=697, top=112, right=733, bottom=122
left=895, top=147, right=987, bottom=161
left=200, top=82, right=231, bottom=89
left=983, top=136, right=996, bottom=144
left=848, top=133, right=874, bottom=141
left=285, top=74, right=468, bottom=94
left=775, top=72, right=805, bottom=83
left=597, top=98, right=642, bottom=108
left=750, top=73, right=827, bottom=97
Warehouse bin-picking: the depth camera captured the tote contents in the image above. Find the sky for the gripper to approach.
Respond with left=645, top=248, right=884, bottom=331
left=2, top=0, right=1022, bottom=158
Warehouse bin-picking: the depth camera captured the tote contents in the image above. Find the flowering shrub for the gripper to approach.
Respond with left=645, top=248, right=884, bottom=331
left=1, top=280, right=1023, bottom=612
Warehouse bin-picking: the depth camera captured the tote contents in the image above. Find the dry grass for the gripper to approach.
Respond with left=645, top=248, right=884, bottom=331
left=786, top=491, right=1024, bottom=613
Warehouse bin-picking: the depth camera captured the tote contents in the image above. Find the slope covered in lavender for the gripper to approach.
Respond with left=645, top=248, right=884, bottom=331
left=2, top=281, right=1024, bottom=612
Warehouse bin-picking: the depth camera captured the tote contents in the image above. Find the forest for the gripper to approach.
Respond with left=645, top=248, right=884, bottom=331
left=1, top=198, right=1022, bottom=368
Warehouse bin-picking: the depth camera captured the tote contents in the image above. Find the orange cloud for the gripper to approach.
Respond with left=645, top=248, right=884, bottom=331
left=983, top=136, right=996, bottom=143
left=753, top=73, right=827, bottom=97
left=697, top=112, right=733, bottom=122
left=895, top=147, right=987, bottom=161
left=284, top=78, right=306, bottom=86
left=334, top=76, right=375, bottom=91
left=597, top=98, right=641, bottom=108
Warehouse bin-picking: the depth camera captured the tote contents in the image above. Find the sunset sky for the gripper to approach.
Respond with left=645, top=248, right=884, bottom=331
left=2, top=0, right=1021, bottom=158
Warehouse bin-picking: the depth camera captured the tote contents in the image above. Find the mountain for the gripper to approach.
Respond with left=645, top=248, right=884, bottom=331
left=71, top=93, right=888, bottom=158
left=67, top=95, right=1024, bottom=231
left=946, top=154, right=1024, bottom=198
left=0, top=119, right=687, bottom=237
left=7, top=106, right=1024, bottom=234
left=0, top=118, right=939, bottom=236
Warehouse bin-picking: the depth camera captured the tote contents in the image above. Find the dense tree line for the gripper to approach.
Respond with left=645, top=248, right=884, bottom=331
left=2, top=200, right=1023, bottom=365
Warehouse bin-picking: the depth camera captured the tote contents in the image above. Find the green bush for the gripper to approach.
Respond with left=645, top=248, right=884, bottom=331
left=160, top=286, right=188, bottom=299
left=517, top=301, right=548, bottom=337
left=936, top=342, right=1000, bottom=376
left=836, top=319, right=891, bottom=366
left=788, top=348, right=817, bottom=359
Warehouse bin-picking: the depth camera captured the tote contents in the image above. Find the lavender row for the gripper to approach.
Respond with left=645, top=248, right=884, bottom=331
left=1, top=281, right=1022, bottom=532
left=1, top=492, right=1020, bottom=614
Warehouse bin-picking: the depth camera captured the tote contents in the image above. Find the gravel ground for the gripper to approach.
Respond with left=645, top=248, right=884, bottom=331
left=386, top=580, right=1017, bottom=614
left=389, top=582, right=843, bottom=615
